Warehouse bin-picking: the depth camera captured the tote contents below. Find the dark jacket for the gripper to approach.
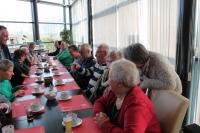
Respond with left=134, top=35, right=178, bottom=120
left=0, top=44, right=12, bottom=60
left=48, top=48, right=60, bottom=56
left=70, top=57, right=96, bottom=89
left=10, top=58, right=30, bottom=87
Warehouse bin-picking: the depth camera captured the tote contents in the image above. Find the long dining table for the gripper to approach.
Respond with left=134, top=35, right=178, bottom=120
left=12, top=57, right=101, bottom=133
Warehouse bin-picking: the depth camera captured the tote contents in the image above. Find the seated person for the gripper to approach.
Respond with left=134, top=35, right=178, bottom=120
left=124, top=43, right=182, bottom=95
left=70, top=43, right=96, bottom=89
left=93, top=59, right=161, bottom=133
left=91, top=50, right=122, bottom=101
left=21, top=46, right=33, bottom=67
left=73, top=44, right=109, bottom=102
left=48, top=40, right=61, bottom=56
left=28, top=42, right=37, bottom=57
left=0, top=94, right=11, bottom=128
left=68, top=45, right=81, bottom=63
left=0, top=59, right=25, bottom=102
left=56, top=41, right=73, bottom=69
left=11, top=49, right=29, bottom=87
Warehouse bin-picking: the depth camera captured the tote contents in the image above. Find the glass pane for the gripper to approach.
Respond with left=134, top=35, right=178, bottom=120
left=66, top=7, right=70, bottom=24
left=41, top=0, right=63, bottom=4
left=38, top=4, right=64, bottom=23
left=0, top=0, right=32, bottom=22
left=43, top=42, right=55, bottom=52
left=39, top=24, right=64, bottom=42
left=0, top=23, right=33, bottom=44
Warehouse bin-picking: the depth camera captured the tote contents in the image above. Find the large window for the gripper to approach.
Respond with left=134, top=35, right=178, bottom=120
left=0, top=0, right=33, bottom=45
left=38, top=4, right=64, bottom=23
left=0, top=0, right=32, bottom=22
left=37, top=1, right=70, bottom=52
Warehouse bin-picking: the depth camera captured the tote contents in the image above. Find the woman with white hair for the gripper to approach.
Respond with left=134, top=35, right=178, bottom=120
left=93, top=59, right=161, bottom=133
left=123, top=43, right=182, bottom=95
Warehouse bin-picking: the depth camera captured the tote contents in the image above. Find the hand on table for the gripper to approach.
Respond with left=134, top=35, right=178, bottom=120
left=71, top=63, right=81, bottom=71
left=95, top=112, right=109, bottom=127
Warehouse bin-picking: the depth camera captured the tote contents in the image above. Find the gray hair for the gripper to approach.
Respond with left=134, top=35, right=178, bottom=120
left=123, top=43, right=149, bottom=64
left=97, top=43, right=109, bottom=54
left=81, top=43, right=92, bottom=52
left=0, top=59, right=14, bottom=71
left=109, top=59, right=140, bottom=88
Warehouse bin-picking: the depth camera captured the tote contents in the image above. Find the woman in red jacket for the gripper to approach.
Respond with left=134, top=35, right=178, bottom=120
left=93, top=59, right=161, bottom=133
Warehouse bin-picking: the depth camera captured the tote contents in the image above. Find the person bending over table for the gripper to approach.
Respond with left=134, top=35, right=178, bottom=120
left=124, top=43, right=182, bottom=96
left=93, top=59, right=161, bottom=133
left=0, top=59, right=25, bottom=102
left=56, top=41, right=73, bottom=69
left=11, top=49, right=30, bottom=87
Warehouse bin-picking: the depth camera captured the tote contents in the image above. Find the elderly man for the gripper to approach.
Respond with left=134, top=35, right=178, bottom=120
left=93, top=59, right=161, bottom=133
left=73, top=44, right=109, bottom=102
left=56, top=41, right=73, bottom=69
left=124, top=43, right=182, bottom=95
left=70, top=43, right=96, bottom=89
left=0, top=25, right=11, bottom=60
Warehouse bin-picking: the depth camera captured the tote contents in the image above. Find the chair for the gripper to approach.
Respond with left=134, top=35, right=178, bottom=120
left=151, top=90, right=189, bottom=133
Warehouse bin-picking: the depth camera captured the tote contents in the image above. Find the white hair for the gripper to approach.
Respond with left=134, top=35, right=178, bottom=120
left=109, top=59, right=140, bottom=88
left=97, top=43, right=109, bottom=54
left=81, top=43, right=92, bottom=52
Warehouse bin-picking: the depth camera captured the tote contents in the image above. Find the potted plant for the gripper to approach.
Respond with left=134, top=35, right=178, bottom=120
left=60, top=29, right=73, bottom=45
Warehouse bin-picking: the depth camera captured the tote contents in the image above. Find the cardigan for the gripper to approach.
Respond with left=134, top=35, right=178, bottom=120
left=56, top=48, right=73, bottom=67
left=0, top=80, right=14, bottom=102
left=93, top=86, right=161, bottom=133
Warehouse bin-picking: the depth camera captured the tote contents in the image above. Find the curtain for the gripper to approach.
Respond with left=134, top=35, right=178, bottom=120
left=92, top=0, right=178, bottom=65
left=187, top=0, right=200, bottom=125
left=71, top=0, right=88, bottom=46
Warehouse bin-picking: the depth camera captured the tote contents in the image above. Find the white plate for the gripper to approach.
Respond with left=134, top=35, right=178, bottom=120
left=29, top=106, right=45, bottom=113
left=57, top=95, right=72, bottom=101
left=53, top=73, right=62, bottom=76
left=55, top=82, right=65, bottom=86
left=32, top=89, right=44, bottom=94
left=62, top=118, right=82, bottom=128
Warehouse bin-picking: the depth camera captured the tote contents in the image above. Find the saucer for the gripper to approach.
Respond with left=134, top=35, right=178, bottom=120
left=32, top=89, right=44, bottom=94
left=57, top=95, right=72, bottom=101
left=30, top=106, right=44, bottom=113
left=62, top=118, right=82, bottom=128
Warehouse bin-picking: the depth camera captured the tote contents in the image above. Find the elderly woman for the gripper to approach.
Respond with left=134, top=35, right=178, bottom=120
left=93, top=59, right=161, bottom=133
left=56, top=41, right=73, bottom=69
left=124, top=43, right=182, bottom=95
left=11, top=49, right=29, bottom=87
left=21, top=46, right=33, bottom=67
left=0, top=59, right=25, bottom=101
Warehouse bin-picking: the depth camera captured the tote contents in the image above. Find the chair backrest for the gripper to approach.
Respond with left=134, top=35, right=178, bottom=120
left=151, top=90, right=189, bottom=133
